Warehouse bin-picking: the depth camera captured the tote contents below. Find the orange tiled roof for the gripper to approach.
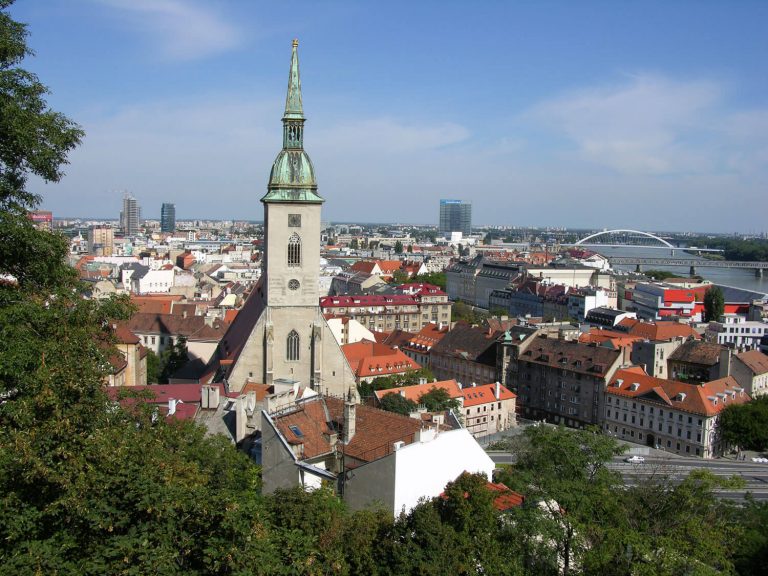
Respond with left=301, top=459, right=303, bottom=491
left=342, top=341, right=421, bottom=378
left=607, top=369, right=749, bottom=417
left=461, top=383, right=515, bottom=407
left=373, top=379, right=462, bottom=403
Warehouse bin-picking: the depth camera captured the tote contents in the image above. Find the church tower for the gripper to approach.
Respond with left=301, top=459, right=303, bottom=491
left=261, top=39, right=323, bottom=308
left=213, top=40, right=356, bottom=398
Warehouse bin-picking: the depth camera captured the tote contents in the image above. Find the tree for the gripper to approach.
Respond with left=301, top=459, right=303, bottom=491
left=418, top=386, right=461, bottom=412
left=406, top=243, right=413, bottom=253
left=159, top=335, right=189, bottom=383
left=145, top=349, right=161, bottom=383
left=350, top=237, right=359, bottom=250
left=413, top=271, right=447, bottom=290
left=704, top=285, right=725, bottom=322
left=394, top=240, right=403, bottom=254
left=391, top=268, right=410, bottom=284
left=379, top=392, right=417, bottom=415
left=719, top=395, right=768, bottom=451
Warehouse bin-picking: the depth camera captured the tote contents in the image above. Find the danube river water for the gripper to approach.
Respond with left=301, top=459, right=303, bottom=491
left=596, top=246, right=768, bottom=295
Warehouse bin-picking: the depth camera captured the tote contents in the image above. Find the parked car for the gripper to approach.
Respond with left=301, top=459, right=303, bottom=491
left=625, top=455, right=645, bottom=464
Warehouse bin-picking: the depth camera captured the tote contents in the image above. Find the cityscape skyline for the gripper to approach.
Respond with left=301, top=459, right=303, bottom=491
left=12, top=0, right=768, bottom=233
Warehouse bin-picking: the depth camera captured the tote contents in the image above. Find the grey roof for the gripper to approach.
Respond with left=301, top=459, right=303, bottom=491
left=715, top=285, right=767, bottom=304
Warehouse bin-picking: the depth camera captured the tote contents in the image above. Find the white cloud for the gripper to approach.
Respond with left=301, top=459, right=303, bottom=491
left=527, top=75, right=723, bottom=175
left=95, top=0, right=242, bottom=60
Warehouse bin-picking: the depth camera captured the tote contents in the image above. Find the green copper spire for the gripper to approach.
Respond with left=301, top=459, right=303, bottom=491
left=284, top=38, right=304, bottom=121
left=262, top=39, right=323, bottom=204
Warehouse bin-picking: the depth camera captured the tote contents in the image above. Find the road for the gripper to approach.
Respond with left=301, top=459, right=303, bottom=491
left=488, top=452, right=768, bottom=501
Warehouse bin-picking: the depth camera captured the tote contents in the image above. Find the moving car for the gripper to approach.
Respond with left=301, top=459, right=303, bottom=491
left=625, top=455, right=645, bottom=464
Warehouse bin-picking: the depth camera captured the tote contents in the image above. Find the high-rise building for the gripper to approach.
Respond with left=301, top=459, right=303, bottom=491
left=160, top=202, right=176, bottom=233
left=88, top=225, right=114, bottom=256
left=439, top=199, right=471, bottom=237
left=211, top=39, right=355, bottom=397
left=120, top=192, right=141, bottom=236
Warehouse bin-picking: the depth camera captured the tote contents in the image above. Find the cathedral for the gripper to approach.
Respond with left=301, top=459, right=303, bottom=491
left=211, top=40, right=357, bottom=397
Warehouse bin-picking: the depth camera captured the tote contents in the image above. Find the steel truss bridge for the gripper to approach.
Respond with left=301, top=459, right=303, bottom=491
left=608, top=257, right=768, bottom=277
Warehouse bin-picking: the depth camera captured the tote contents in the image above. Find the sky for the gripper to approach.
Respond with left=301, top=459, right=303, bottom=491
left=10, top=0, right=768, bottom=232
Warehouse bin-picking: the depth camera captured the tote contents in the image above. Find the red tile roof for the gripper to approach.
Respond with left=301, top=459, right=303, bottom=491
left=617, top=318, right=700, bottom=341
left=373, top=379, right=462, bottom=403
left=461, top=383, right=515, bottom=407
left=342, top=341, right=421, bottom=378
left=735, top=350, right=768, bottom=376
left=607, top=369, right=750, bottom=417
left=273, top=396, right=423, bottom=464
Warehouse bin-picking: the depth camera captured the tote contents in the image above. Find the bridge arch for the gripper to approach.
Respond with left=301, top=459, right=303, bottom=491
left=575, top=229, right=674, bottom=248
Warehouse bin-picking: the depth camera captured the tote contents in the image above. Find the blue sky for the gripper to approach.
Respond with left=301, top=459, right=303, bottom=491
left=11, top=0, right=768, bottom=232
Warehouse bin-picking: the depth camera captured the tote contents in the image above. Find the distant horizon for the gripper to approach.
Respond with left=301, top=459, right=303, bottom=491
left=47, top=214, right=760, bottom=238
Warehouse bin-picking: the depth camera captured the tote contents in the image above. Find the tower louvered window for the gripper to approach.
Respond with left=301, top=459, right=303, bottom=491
left=288, top=233, right=301, bottom=267
left=287, top=330, right=300, bottom=361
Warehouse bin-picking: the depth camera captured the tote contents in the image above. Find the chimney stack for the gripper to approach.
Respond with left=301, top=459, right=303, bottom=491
left=343, top=388, right=357, bottom=444
left=168, top=398, right=177, bottom=416
left=495, top=381, right=501, bottom=400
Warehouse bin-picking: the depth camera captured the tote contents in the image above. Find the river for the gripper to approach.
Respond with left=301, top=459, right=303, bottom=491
left=595, top=246, right=768, bottom=295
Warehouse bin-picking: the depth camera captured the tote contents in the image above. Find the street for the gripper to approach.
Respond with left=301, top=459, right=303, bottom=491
left=488, top=451, right=768, bottom=501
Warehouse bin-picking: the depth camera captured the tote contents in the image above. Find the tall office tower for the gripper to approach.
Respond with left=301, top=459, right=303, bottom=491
left=161, top=202, right=176, bottom=233
left=120, top=192, right=141, bottom=235
left=439, top=199, right=472, bottom=237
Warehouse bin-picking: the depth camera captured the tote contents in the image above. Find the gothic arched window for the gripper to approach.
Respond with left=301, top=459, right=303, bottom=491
left=287, top=330, right=300, bottom=361
left=288, top=232, right=301, bottom=267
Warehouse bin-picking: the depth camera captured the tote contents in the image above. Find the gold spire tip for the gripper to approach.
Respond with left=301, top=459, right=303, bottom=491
left=292, top=38, right=299, bottom=48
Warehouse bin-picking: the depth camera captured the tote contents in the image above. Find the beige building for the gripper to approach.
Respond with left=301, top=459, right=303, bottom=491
left=604, top=368, right=750, bottom=458
left=88, top=226, right=114, bottom=256
left=730, top=350, right=768, bottom=397
left=319, top=288, right=450, bottom=333
left=209, top=41, right=356, bottom=397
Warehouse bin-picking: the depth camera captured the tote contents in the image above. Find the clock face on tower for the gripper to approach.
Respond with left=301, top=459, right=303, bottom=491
left=288, top=279, right=300, bottom=291
left=288, top=214, right=301, bottom=227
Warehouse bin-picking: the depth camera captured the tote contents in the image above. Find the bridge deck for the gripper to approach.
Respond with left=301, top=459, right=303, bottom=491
left=607, top=257, right=768, bottom=269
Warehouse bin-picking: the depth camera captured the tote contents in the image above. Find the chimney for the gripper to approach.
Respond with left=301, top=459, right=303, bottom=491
left=495, top=381, right=501, bottom=400
left=719, top=348, right=732, bottom=378
left=343, top=388, right=356, bottom=444
left=472, top=382, right=476, bottom=388
left=168, top=398, right=177, bottom=416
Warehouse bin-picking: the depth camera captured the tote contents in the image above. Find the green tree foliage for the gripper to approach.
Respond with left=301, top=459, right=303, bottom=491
left=391, top=268, right=410, bottom=284
left=413, top=271, right=446, bottom=290
left=379, top=392, right=417, bottom=415
left=349, top=237, right=359, bottom=250
left=644, top=269, right=679, bottom=280
left=704, top=285, right=725, bottom=322
left=159, top=335, right=189, bottom=383
left=685, top=236, right=768, bottom=262
left=145, top=349, right=161, bottom=383
left=719, top=395, right=768, bottom=451
left=452, top=301, right=489, bottom=324
left=358, top=367, right=435, bottom=399
left=394, top=240, right=403, bottom=254
left=418, top=386, right=460, bottom=412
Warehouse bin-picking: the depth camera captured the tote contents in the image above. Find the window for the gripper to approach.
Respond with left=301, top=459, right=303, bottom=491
left=288, top=233, right=301, bottom=267
left=287, top=330, right=300, bottom=361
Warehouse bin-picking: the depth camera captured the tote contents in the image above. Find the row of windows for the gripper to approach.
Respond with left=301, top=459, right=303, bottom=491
left=607, top=424, right=703, bottom=456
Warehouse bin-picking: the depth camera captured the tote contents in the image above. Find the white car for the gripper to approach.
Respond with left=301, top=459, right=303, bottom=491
left=751, top=457, right=768, bottom=463
left=625, top=455, right=645, bottom=464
